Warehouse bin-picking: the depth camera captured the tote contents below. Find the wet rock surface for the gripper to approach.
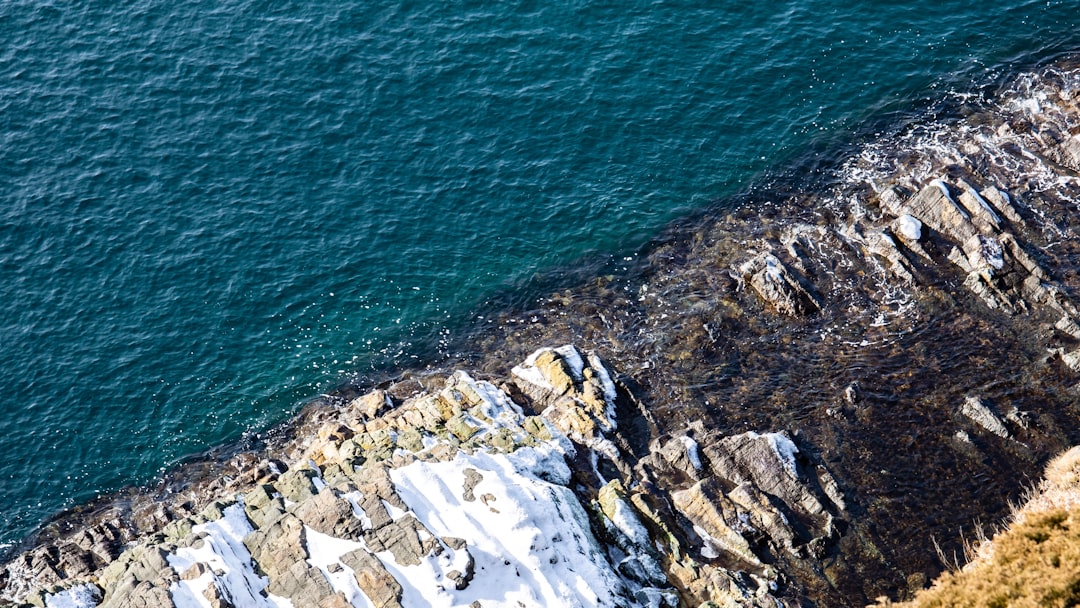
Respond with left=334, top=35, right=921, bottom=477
left=4, top=58, right=1080, bottom=607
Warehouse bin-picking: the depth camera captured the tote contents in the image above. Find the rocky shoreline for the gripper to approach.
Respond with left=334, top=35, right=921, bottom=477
left=4, top=57, right=1080, bottom=607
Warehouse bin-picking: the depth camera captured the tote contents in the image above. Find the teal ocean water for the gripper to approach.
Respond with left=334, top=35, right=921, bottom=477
left=2, top=0, right=1079, bottom=546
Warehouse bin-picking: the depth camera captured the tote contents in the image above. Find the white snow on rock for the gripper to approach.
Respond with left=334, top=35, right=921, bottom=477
left=692, top=525, right=722, bottom=560
left=302, top=527, right=374, bottom=608
left=511, top=349, right=556, bottom=391
left=763, top=254, right=784, bottom=282
left=506, top=442, right=573, bottom=485
left=389, top=449, right=630, bottom=607
left=760, top=432, right=799, bottom=479
left=979, top=236, right=1005, bottom=270
left=679, top=435, right=702, bottom=471
left=964, top=184, right=1002, bottom=224
left=896, top=214, right=922, bottom=241
left=167, top=503, right=293, bottom=608
left=606, top=494, right=652, bottom=550
left=65, top=352, right=665, bottom=608
left=587, top=351, right=619, bottom=430
left=464, top=372, right=525, bottom=429
left=511, top=346, right=620, bottom=437
left=588, top=352, right=618, bottom=405
left=511, top=345, right=591, bottom=393
left=341, top=490, right=374, bottom=529
left=555, top=345, right=586, bottom=381
left=44, top=584, right=101, bottom=608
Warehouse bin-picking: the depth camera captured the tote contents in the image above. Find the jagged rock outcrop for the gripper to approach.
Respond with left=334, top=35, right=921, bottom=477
left=742, top=253, right=820, bottom=317
left=2, top=346, right=847, bottom=608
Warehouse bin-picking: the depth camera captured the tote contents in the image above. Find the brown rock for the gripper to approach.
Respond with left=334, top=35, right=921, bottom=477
left=348, top=389, right=391, bottom=421
left=341, top=549, right=403, bottom=608
left=180, top=562, right=208, bottom=581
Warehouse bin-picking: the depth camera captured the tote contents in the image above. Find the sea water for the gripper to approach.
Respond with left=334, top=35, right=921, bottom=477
left=2, top=0, right=1079, bottom=546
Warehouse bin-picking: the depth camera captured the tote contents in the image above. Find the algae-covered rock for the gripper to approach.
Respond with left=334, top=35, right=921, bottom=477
left=274, top=468, right=319, bottom=504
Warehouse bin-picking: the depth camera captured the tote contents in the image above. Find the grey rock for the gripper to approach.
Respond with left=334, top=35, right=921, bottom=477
left=293, top=489, right=365, bottom=540
left=363, top=515, right=433, bottom=567
left=441, top=536, right=467, bottom=551
left=960, top=396, right=1010, bottom=439
left=745, top=253, right=820, bottom=316
left=671, top=479, right=759, bottom=567
left=701, top=431, right=835, bottom=547
left=100, top=579, right=177, bottom=608
left=267, top=558, right=334, bottom=606
left=243, top=514, right=307, bottom=583
left=462, top=468, right=483, bottom=502
left=243, top=485, right=285, bottom=529
left=447, top=557, right=475, bottom=591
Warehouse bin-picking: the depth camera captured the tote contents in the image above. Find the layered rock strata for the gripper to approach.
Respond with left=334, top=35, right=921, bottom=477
left=5, top=346, right=848, bottom=608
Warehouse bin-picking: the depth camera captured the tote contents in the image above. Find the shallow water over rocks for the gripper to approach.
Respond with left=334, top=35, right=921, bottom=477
left=452, top=57, right=1080, bottom=603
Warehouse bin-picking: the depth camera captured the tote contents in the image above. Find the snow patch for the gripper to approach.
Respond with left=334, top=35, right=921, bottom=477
left=965, top=185, right=1002, bottom=223
left=506, top=443, right=572, bottom=485
left=763, top=433, right=799, bottom=479
left=896, top=214, right=922, bottom=241
left=692, top=525, right=721, bottom=560
left=679, top=436, right=702, bottom=471
left=979, top=236, right=1005, bottom=270
left=383, top=500, right=407, bottom=521
left=931, top=179, right=969, bottom=219
left=389, top=449, right=629, bottom=607
left=341, top=491, right=374, bottom=530
left=511, top=349, right=554, bottom=390
left=44, top=584, right=101, bottom=608
left=554, top=345, right=585, bottom=381
left=302, top=526, right=373, bottom=608
left=587, top=352, right=619, bottom=430
left=167, top=503, right=293, bottom=608
left=464, top=373, right=525, bottom=427
left=764, top=254, right=784, bottom=282
left=607, top=495, right=652, bottom=549
left=587, top=352, right=618, bottom=405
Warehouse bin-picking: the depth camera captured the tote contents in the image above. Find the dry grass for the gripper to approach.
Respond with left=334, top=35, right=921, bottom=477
left=875, top=447, right=1080, bottom=608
